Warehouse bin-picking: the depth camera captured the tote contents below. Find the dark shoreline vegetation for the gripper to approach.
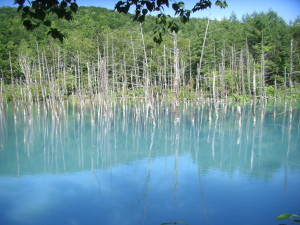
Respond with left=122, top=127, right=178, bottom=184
left=0, top=6, right=299, bottom=124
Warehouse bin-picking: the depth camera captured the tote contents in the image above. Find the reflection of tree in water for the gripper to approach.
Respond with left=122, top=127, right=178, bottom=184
left=0, top=103, right=299, bottom=182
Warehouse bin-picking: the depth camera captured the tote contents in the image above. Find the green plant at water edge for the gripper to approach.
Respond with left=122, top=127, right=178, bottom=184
left=161, top=221, right=188, bottom=225
left=276, top=213, right=300, bottom=224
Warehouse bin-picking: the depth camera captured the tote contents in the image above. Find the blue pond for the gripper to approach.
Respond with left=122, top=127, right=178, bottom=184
left=0, top=103, right=299, bottom=225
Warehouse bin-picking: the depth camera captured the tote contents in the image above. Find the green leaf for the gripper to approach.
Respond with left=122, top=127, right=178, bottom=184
left=137, top=15, right=145, bottom=23
left=215, top=0, right=228, bottom=8
left=166, top=17, right=172, bottom=26
left=172, top=3, right=179, bottom=11
left=181, top=15, right=188, bottom=24
left=23, top=19, right=33, bottom=30
left=33, top=9, right=46, bottom=21
left=161, top=15, right=166, bottom=24
left=153, top=31, right=163, bottom=45
left=17, top=5, right=23, bottom=12
left=15, top=0, right=25, bottom=10
left=54, top=7, right=67, bottom=19
left=192, top=0, right=212, bottom=12
left=22, top=6, right=30, bottom=15
left=43, top=20, right=51, bottom=27
left=14, top=0, right=25, bottom=6
left=292, top=214, right=300, bottom=218
left=157, top=0, right=162, bottom=7
left=70, top=3, right=78, bottom=13
left=170, top=24, right=179, bottom=33
left=142, top=9, right=148, bottom=15
left=115, top=1, right=123, bottom=11
left=165, top=0, right=169, bottom=7
left=64, top=11, right=73, bottom=21
left=160, top=222, right=188, bottom=225
left=293, top=220, right=300, bottom=223
left=47, top=28, right=65, bottom=43
left=145, top=1, right=154, bottom=11
left=60, top=1, right=68, bottom=8
left=178, top=2, right=185, bottom=8
left=275, top=213, right=291, bottom=220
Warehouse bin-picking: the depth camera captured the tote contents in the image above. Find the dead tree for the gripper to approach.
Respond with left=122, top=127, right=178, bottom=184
left=173, top=32, right=180, bottom=123
left=289, top=39, right=293, bottom=115
left=9, top=52, right=17, bottom=120
left=140, top=23, right=155, bottom=126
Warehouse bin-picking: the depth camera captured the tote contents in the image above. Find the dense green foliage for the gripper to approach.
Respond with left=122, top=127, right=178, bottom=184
left=0, top=6, right=299, bottom=92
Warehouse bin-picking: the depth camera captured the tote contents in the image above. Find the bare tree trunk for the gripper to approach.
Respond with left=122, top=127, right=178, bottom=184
left=87, top=62, right=94, bottom=123
left=289, top=39, right=293, bottom=116
left=122, top=54, right=127, bottom=107
left=195, top=13, right=210, bottom=104
left=0, top=77, right=3, bottom=113
left=274, top=74, right=277, bottom=120
left=213, top=69, right=218, bottom=119
left=231, top=47, right=234, bottom=104
left=221, top=48, right=226, bottom=105
left=189, top=40, right=192, bottom=103
left=261, top=34, right=266, bottom=106
left=140, top=23, right=155, bottom=126
left=240, top=49, right=246, bottom=104
left=173, top=32, right=180, bottom=123
left=181, top=59, right=186, bottom=103
left=111, top=43, right=117, bottom=105
left=284, top=67, right=287, bottom=107
left=234, top=48, right=239, bottom=104
left=1, top=71, right=7, bottom=106
left=41, top=52, right=48, bottom=111
left=253, top=62, right=257, bottom=125
left=9, top=52, right=17, bottom=120
left=36, top=44, right=46, bottom=109
left=19, top=54, right=33, bottom=122
left=131, top=36, right=137, bottom=103
left=246, top=41, right=252, bottom=101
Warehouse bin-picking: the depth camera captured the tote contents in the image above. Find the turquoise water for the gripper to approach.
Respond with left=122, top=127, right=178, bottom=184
left=0, top=103, right=299, bottom=225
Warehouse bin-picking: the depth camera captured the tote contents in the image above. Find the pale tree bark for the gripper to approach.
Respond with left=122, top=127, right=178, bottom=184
left=195, top=12, right=210, bottom=104
left=246, top=40, right=252, bottom=100
left=289, top=39, right=293, bottom=116
left=253, top=62, right=257, bottom=125
left=9, top=52, right=17, bottom=120
left=140, top=23, right=155, bottom=126
left=173, top=32, right=180, bottom=123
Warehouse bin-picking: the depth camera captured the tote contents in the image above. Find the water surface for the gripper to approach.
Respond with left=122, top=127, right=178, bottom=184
left=0, top=103, right=299, bottom=225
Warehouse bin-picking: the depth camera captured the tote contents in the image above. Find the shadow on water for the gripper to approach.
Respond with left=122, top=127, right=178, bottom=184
left=0, top=102, right=299, bottom=225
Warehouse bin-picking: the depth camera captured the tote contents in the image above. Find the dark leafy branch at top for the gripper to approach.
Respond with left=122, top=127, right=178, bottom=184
left=14, top=0, right=78, bottom=42
left=14, top=0, right=227, bottom=43
left=115, top=0, right=227, bottom=44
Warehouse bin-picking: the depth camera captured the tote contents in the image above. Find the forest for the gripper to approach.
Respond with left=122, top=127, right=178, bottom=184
left=0, top=6, right=299, bottom=122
